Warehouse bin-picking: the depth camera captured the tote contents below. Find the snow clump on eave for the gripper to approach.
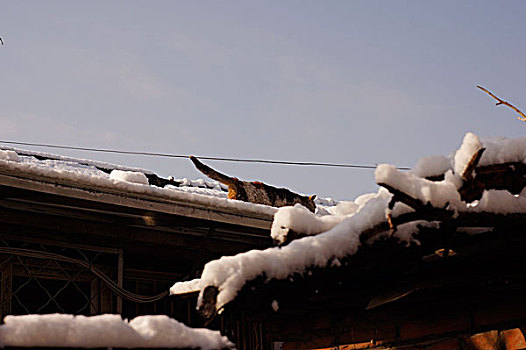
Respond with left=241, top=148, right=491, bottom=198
left=110, top=169, right=149, bottom=185
left=0, top=149, right=20, bottom=162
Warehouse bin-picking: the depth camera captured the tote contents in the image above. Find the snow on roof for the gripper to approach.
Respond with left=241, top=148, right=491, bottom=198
left=188, top=132, right=526, bottom=314
left=0, top=146, right=335, bottom=221
left=0, top=146, right=155, bottom=174
left=0, top=146, right=226, bottom=192
left=0, top=314, right=234, bottom=349
left=0, top=146, right=281, bottom=220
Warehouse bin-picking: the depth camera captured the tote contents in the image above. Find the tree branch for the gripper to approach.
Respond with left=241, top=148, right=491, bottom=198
left=477, top=85, right=526, bottom=122
left=378, top=183, right=453, bottom=221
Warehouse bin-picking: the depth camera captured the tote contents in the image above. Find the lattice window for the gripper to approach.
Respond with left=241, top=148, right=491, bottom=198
left=0, top=237, right=122, bottom=321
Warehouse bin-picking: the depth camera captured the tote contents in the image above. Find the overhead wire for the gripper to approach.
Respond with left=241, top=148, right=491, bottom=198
left=0, top=140, right=411, bottom=170
left=0, top=142, right=411, bottom=302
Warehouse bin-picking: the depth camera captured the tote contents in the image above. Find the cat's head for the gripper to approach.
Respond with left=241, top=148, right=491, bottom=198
left=303, top=194, right=316, bottom=213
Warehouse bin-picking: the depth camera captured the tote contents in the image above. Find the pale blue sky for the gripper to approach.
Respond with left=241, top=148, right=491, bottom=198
left=1, top=1, right=525, bottom=200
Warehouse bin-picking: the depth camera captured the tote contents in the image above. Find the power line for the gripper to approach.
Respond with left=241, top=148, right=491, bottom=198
left=0, top=140, right=412, bottom=170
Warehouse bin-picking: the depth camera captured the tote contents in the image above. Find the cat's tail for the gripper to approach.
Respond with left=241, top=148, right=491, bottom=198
left=189, top=156, right=236, bottom=186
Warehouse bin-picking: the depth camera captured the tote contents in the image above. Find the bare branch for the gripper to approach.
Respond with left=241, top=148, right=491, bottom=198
left=378, top=183, right=452, bottom=221
left=477, top=85, right=526, bottom=122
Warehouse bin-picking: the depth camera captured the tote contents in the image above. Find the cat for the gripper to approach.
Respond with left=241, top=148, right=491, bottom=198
left=189, top=156, right=316, bottom=212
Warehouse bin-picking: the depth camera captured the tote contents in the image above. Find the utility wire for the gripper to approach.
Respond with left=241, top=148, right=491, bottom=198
left=0, top=140, right=411, bottom=170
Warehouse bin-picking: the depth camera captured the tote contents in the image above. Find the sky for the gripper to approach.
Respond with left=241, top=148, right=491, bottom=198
left=1, top=1, right=525, bottom=201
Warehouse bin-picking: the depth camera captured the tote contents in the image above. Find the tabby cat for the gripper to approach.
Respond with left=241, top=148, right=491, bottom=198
left=189, top=156, right=316, bottom=212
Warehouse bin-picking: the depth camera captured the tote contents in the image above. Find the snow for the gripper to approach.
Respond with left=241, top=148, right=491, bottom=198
left=5, top=132, right=526, bottom=318
left=0, top=146, right=342, bottom=223
left=0, top=314, right=234, bottom=349
left=270, top=190, right=407, bottom=244
left=391, top=221, right=439, bottom=246
left=326, top=200, right=359, bottom=216
left=374, top=133, right=488, bottom=211
left=375, top=164, right=462, bottom=209
left=479, top=136, right=526, bottom=165
left=411, top=133, right=526, bottom=179
left=178, top=177, right=227, bottom=192
left=411, top=154, right=451, bottom=178
left=0, top=146, right=153, bottom=174
left=194, top=132, right=526, bottom=314
left=0, top=149, right=20, bottom=162
left=170, top=178, right=228, bottom=199
left=110, top=169, right=149, bottom=185
left=170, top=278, right=201, bottom=295
left=410, top=133, right=526, bottom=180
left=468, top=188, right=526, bottom=214
left=375, top=132, right=526, bottom=215
left=198, top=191, right=404, bottom=311
left=0, top=146, right=279, bottom=217
left=271, top=204, right=354, bottom=244
left=453, top=132, right=483, bottom=176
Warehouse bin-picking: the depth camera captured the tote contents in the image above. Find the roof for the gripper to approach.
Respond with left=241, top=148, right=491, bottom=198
left=184, top=132, right=526, bottom=318
left=0, top=147, right=279, bottom=230
left=0, top=147, right=338, bottom=231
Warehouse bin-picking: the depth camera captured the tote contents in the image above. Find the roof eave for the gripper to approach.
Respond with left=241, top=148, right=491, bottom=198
left=0, top=167, right=274, bottom=230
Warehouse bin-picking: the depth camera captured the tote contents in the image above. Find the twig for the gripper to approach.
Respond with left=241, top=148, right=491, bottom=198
left=477, top=85, right=526, bottom=122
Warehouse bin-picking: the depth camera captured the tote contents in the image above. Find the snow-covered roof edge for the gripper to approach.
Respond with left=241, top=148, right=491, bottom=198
left=0, top=148, right=276, bottom=229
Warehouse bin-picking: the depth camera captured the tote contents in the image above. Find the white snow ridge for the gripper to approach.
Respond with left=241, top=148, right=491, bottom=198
left=0, top=314, right=234, bottom=349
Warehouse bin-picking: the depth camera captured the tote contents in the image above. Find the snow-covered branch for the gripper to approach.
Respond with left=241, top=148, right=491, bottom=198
left=190, top=132, right=526, bottom=319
